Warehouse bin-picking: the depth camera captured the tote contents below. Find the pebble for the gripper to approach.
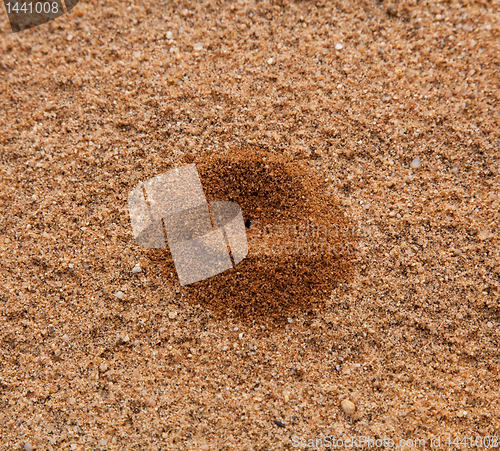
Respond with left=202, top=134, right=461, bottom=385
left=193, top=42, right=204, bottom=51
left=24, top=444, right=33, bottom=451
left=166, top=31, right=173, bottom=39
left=287, top=318, right=293, bottom=323
left=98, top=439, right=107, bottom=446
left=451, top=167, right=459, bottom=174
left=267, top=57, right=274, bottom=65
left=478, top=230, right=491, bottom=240
left=168, top=311, right=177, bottom=319
left=410, top=157, right=422, bottom=169
left=341, top=399, right=356, bottom=415
left=487, top=322, right=493, bottom=328
left=114, top=291, right=124, bottom=300
left=132, top=265, right=142, bottom=273
left=335, top=43, right=343, bottom=50
left=99, top=363, right=108, bottom=372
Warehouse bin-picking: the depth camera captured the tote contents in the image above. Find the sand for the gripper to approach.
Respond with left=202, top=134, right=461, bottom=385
left=0, top=0, right=499, bottom=449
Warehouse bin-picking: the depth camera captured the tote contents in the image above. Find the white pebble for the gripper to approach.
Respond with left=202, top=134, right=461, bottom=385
left=287, top=318, right=293, bottom=323
left=487, top=322, right=494, bottom=328
left=222, top=346, right=229, bottom=351
left=24, top=445, right=33, bottom=451
left=98, top=439, right=107, bottom=446
left=132, top=265, right=142, bottom=273
left=341, top=399, right=356, bottom=415
left=193, top=42, right=204, bottom=51
left=114, top=291, right=124, bottom=300
left=267, top=57, right=274, bottom=64
left=451, top=167, right=459, bottom=174
left=168, top=311, right=177, bottom=319
left=166, top=31, right=173, bottom=39
left=410, top=157, right=422, bottom=169
left=335, top=43, right=343, bottom=50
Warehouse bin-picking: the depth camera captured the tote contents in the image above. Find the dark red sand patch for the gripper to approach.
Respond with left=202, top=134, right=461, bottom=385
left=149, top=148, right=356, bottom=323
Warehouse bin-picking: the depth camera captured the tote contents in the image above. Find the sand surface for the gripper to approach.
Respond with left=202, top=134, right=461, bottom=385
left=0, top=0, right=499, bottom=449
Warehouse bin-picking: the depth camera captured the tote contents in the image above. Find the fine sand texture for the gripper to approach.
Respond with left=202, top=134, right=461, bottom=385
left=0, top=0, right=499, bottom=449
